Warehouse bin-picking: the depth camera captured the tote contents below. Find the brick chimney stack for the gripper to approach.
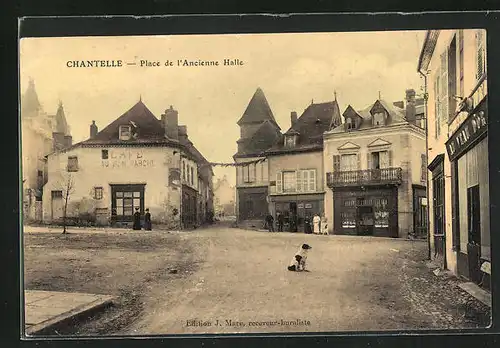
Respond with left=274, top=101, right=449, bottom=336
left=163, top=106, right=179, bottom=141
left=291, top=111, right=298, bottom=127
left=405, top=89, right=417, bottom=124
left=90, top=120, right=98, bottom=139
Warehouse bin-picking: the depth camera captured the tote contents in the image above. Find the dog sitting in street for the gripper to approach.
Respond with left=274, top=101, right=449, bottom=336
left=287, top=243, right=312, bottom=272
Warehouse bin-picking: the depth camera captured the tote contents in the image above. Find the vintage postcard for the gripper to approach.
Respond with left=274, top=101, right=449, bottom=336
left=20, top=29, right=491, bottom=336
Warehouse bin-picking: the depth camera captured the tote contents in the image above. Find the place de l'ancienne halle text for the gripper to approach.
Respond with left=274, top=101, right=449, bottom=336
left=66, top=58, right=244, bottom=68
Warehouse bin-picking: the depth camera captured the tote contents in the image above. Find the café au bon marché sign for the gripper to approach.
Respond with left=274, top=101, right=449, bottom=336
left=446, top=99, right=488, bottom=162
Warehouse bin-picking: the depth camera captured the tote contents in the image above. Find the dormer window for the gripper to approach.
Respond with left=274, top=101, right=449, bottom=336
left=119, top=125, right=132, bottom=140
left=285, top=135, right=297, bottom=148
left=373, top=112, right=386, bottom=126
left=346, top=117, right=356, bottom=130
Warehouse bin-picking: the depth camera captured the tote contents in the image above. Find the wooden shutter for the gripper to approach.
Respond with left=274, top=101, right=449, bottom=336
left=476, top=30, right=485, bottom=80
left=434, top=76, right=440, bottom=138
left=440, top=50, right=448, bottom=123
left=333, top=155, right=340, bottom=172
left=276, top=172, right=282, bottom=193
left=367, top=152, right=372, bottom=170
left=388, top=150, right=393, bottom=167
left=302, top=170, right=309, bottom=192
left=296, top=170, right=303, bottom=192
left=249, top=163, right=256, bottom=182
left=356, top=153, right=361, bottom=170
left=309, top=170, right=316, bottom=192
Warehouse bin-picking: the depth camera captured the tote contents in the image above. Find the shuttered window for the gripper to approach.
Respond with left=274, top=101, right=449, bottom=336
left=332, top=155, right=340, bottom=172
left=296, top=170, right=303, bottom=192
left=276, top=172, right=282, bottom=193
left=308, top=170, right=316, bottom=192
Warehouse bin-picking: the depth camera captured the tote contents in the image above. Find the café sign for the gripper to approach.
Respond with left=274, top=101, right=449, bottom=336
left=446, top=98, right=488, bottom=162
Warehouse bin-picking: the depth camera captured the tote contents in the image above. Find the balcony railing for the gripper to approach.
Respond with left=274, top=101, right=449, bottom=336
left=327, top=167, right=403, bottom=188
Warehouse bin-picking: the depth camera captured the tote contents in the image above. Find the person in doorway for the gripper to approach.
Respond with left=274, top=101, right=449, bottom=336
left=265, top=213, right=275, bottom=232
left=132, top=207, right=142, bottom=230
left=144, top=208, right=152, bottom=231
left=313, top=213, right=321, bottom=234
left=304, top=214, right=312, bottom=234
left=277, top=212, right=284, bottom=232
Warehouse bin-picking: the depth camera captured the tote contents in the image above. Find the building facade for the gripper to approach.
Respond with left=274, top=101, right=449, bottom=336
left=324, top=92, right=427, bottom=238
left=214, top=175, right=236, bottom=217
left=21, top=79, right=72, bottom=222
left=266, top=98, right=342, bottom=232
left=418, top=29, right=490, bottom=290
left=234, top=88, right=282, bottom=225
left=42, top=100, right=213, bottom=229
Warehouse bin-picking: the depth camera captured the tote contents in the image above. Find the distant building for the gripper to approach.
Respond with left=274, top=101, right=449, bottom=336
left=214, top=175, right=236, bottom=217
left=233, top=88, right=281, bottom=226
left=42, top=100, right=213, bottom=229
left=418, top=29, right=490, bottom=291
left=21, top=79, right=72, bottom=222
left=265, top=97, right=342, bottom=232
left=324, top=91, right=427, bottom=238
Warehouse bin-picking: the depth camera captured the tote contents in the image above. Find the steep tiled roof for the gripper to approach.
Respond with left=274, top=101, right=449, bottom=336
left=266, top=100, right=341, bottom=154
left=54, top=102, right=70, bottom=135
left=329, top=99, right=408, bottom=134
left=81, top=100, right=167, bottom=144
left=234, top=120, right=282, bottom=158
left=237, top=88, right=280, bottom=129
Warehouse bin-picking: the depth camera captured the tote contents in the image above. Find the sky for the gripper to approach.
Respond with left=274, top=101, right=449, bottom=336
left=20, top=31, right=426, bottom=186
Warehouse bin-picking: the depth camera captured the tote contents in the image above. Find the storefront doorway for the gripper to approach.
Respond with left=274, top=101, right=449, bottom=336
left=429, top=157, right=446, bottom=268
left=110, top=184, right=145, bottom=223
left=357, top=205, right=374, bottom=236
left=467, top=184, right=482, bottom=284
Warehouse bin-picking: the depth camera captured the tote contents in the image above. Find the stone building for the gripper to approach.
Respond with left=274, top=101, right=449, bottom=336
left=323, top=91, right=427, bottom=238
left=234, top=88, right=282, bottom=227
left=266, top=97, right=342, bottom=232
left=42, top=100, right=213, bottom=229
left=213, top=175, right=236, bottom=217
left=418, top=29, right=490, bottom=290
left=21, top=79, right=72, bottom=222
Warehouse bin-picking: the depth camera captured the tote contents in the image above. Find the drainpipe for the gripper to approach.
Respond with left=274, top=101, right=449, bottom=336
left=418, top=69, right=431, bottom=261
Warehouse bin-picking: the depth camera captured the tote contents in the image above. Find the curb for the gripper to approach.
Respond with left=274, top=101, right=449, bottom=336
left=25, top=295, right=116, bottom=336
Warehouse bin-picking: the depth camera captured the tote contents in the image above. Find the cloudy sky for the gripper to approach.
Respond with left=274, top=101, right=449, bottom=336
left=20, top=31, right=426, bottom=185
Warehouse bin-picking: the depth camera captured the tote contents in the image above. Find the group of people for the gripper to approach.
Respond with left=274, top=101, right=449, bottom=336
left=132, top=207, right=152, bottom=231
left=265, top=212, right=328, bottom=234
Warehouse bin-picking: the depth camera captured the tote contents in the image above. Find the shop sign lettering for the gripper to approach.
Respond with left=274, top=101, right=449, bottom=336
left=101, top=150, right=155, bottom=168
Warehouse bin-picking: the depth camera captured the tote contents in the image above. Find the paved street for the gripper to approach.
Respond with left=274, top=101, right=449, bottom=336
left=23, top=225, right=490, bottom=335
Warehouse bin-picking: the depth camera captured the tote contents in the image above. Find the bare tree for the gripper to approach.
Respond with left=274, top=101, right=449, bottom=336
left=60, top=173, right=75, bottom=234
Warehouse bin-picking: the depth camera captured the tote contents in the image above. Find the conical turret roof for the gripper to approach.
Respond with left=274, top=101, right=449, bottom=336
left=237, top=88, right=280, bottom=129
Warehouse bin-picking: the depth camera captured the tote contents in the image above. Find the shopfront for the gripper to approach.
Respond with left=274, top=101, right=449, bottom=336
left=446, top=96, right=490, bottom=290
left=270, top=194, right=324, bottom=232
left=332, top=186, right=398, bottom=237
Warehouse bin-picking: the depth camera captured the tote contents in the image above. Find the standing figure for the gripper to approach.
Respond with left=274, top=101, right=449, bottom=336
left=132, top=207, right=142, bottom=230
left=265, top=213, right=275, bottom=232
left=277, top=212, right=284, bottom=232
left=313, top=213, right=321, bottom=234
left=320, top=214, right=328, bottom=235
left=304, top=215, right=312, bottom=234
left=144, top=208, right=152, bottom=231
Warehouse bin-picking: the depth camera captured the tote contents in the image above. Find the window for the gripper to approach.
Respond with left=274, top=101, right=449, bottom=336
left=458, top=30, right=465, bottom=98
left=276, top=169, right=316, bottom=193
left=282, top=171, right=296, bottom=193
left=421, top=154, right=427, bottom=182
left=434, top=49, right=449, bottom=138
left=372, top=112, right=385, bottom=126
left=51, top=190, right=63, bottom=199
left=467, top=185, right=481, bottom=245
left=94, top=187, right=103, bottom=200
left=332, top=155, right=341, bottom=172
left=183, top=162, right=186, bottom=181
left=119, top=125, right=132, bottom=140
left=340, top=154, right=359, bottom=171
left=368, top=151, right=391, bottom=170
left=187, top=165, right=191, bottom=184
left=101, top=149, right=109, bottom=159
left=243, top=163, right=256, bottom=183
left=190, top=167, right=194, bottom=185
left=285, top=135, right=296, bottom=147
left=476, top=30, right=486, bottom=81
left=346, top=118, right=355, bottom=130
left=67, top=156, right=78, bottom=172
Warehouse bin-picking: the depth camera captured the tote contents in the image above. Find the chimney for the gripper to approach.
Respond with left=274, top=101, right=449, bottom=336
left=393, top=101, right=404, bottom=109
left=64, top=135, right=73, bottom=148
left=405, top=89, right=417, bottom=124
left=90, top=120, right=98, bottom=139
left=178, top=125, right=188, bottom=143
left=163, top=105, right=179, bottom=141
left=291, top=111, right=298, bottom=126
